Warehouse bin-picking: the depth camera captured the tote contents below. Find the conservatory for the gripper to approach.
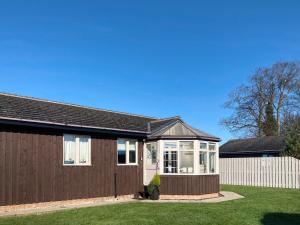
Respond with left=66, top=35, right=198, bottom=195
left=144, top=119, right=220, bottom=199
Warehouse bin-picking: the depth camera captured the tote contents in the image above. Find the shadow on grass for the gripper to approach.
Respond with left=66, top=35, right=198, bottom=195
left=261, top=213, right=300, bottom=225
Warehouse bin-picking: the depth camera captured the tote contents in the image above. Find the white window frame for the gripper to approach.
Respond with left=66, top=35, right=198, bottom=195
left=117, top=139, right=138, bottom=166
left=160, top=140, right=219, bottom=175
left=162, top=141, right=178, bottom=174
left=208, top=142, right=217, bottom=174
left=179, top=141, right=195, bottom=174
left=63, top=134, right=91, bottom=166
left=199, top=141, right=208, bottom=174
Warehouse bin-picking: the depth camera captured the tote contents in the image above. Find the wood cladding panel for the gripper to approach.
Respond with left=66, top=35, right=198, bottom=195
left=0, top=125, right=144, bottom=206
left=160, top=175, right=219, bottom=195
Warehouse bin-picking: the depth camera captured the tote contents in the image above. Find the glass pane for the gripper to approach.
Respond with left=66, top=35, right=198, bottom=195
left=179, top=151, right=194, bottom=173
left=209, top=142, right=216, bottom=151
left=147, top=143, right=158, bottom=165
left=151, top=150, right=157, bottom=164
left=118, top=150, right=126, bottom=164
left=129, top=150, right=136, bottom=163
left=209, top=152, right=216, bottom=173
left=146, top=144, right=152, bottom=163
left=129, top=141, right=136, bottom=163
left=64, top=135, right=76, bottom=164
left=179, top=141, right=194, bottom=151
left=164, top=142, right=177, bottom=150
left=129, top=141, right=136, bottom=151
left=163, top=151, right=177, bottom=173
left=200, top=142, right=207, bottom=150
left=117, top=140, right=126, bottom=150
left=117, top=140, right=126, bottom=164
left=79, top=137, right=89, bottom=164
left=199, top=151, right=207, bottom=173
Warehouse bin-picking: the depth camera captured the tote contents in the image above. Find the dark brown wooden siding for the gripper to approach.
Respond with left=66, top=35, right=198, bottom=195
left=160, top=175, right=219, bottom=195
left=0, top=125, right=144, bottom=206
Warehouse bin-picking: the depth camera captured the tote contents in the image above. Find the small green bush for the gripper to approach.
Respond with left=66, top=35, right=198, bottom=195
left=147, top=173, right=160, bottom=196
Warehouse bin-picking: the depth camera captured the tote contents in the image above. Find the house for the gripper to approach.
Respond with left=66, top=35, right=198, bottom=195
left=0, top=93, right=220, bottom=206
left=219, top=136, right=285, bottom=158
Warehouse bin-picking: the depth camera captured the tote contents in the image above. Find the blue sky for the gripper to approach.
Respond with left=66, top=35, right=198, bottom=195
left=0, top=1, right=299, bottom=143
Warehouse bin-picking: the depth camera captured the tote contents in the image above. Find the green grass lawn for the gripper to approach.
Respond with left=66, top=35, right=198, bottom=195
left=0, top=185, right=299, bottom=225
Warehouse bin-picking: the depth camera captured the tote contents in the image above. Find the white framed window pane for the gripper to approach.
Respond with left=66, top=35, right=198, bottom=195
left=164, top=142, right=177, bottom=150
left=199, top=151, right=207, bottom=173
left=129, top=141, right=137, bottom=163
left=79, top=137, right=89, bottom=164
left=117, top=139, right=126, bottom=164
left=163, top=151, right=177, bottom=173
left=209, top=142, right=216, bottom=151
left=209, top=152, right=216, bottom=173
left=64, top=135, right=76, bottom=165
left=179, top=151, right=194, bottom=173
left=200, top=142, right=207, bottom=150
left=179, top=141, right=194, bottom=151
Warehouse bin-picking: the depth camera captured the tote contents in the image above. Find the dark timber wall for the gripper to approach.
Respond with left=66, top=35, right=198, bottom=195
left=0, top=125, right=144, bottom=206
left=160, top=175, right=219, bottom=195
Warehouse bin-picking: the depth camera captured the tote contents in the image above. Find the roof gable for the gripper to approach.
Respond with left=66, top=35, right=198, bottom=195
left=161, top=121, right=197, bottom=136
left=148, top=119, right=220, bottom=141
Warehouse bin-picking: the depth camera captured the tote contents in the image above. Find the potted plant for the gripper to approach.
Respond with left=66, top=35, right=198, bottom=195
left=147, top=174, right=160, bottom=200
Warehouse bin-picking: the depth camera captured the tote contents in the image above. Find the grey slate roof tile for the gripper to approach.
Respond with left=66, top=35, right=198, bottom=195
left=220, top=136, right=285, bottom=153
left=0, top=93, right=154, bottom=133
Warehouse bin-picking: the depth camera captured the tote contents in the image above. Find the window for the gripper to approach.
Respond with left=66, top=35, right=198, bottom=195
left=161, top=140, right=218, bottom=175
left=129, top=141, right=137, bottom=163
left=208, top=142, right=217, bottom=173
left=199, top=142, right=208, bottom=173
left=163, top=142, right=178, bottom=173
left=146, top=142, right=157, bottom=165
left=117, top=139, right=138, bottom=165
left=79, top=136, right=89, bottom=164
left=200, top=142, right=207, bottom=150
left=164, top=151, right=177, bottom=173
left=63, top=134, right=91, bottom=166
left=117, top=139, right=126, bottom=164
left=199, top=151, right=207, bottom=173
left=209, top=152, right=216, bottom=173
left=209, top=142, right=216, bottom=151
left=179, top=141, right=194, bottom=174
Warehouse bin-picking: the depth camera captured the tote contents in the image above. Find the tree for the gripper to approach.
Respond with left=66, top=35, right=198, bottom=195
left=221, top=84, right=265, bottom=137
left=221, top=61, right=300, bottom=137
left=284, top=119, right=300, bottom=159
left=281, top=113, right=300, bottom=135
left=262, top=100, right=277, bottom=136
left=270, top=62, right=300, bottom=135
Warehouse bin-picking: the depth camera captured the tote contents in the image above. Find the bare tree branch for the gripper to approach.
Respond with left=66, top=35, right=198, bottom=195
left=221, top=61, right=300, bottom=137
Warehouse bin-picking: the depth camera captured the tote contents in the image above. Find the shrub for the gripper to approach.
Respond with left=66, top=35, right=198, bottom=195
left=147, top=173, right=160, bottom=200
left=151, top=174, right=160, bottom=186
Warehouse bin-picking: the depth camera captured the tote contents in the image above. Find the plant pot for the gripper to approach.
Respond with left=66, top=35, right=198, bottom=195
left=150, top=185, right=160, bottom=200
left=143, top=186, right=150, bottom=199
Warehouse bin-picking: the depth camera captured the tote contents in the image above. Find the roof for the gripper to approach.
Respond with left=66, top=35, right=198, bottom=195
left=220, top=136, right=285, bottom=154
left=0, top=93, right=155, bottom=133
left=0, top=93, right=219, bottom=140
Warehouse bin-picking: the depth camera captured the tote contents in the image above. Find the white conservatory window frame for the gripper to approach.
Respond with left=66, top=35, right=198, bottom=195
left=159, top=140, right=219, bottom=175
